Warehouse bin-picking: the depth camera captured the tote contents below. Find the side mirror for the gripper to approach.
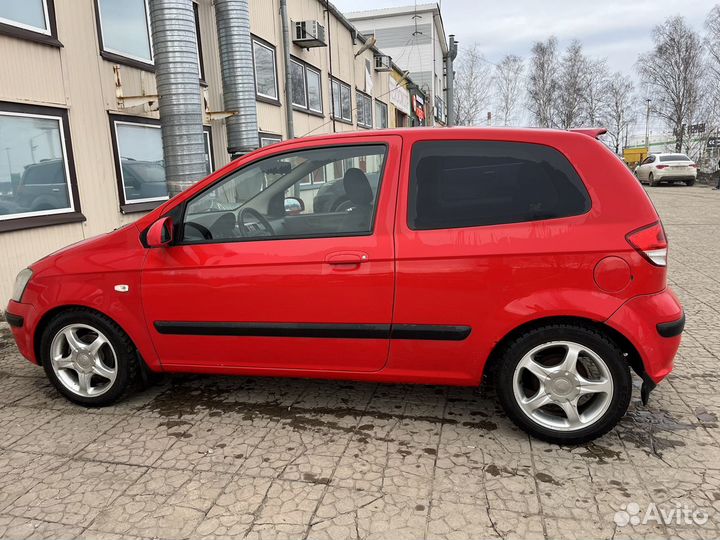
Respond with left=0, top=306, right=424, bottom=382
left=284, top=196, right=305, bottom=216
left=147, top=216, right=174, bottom=248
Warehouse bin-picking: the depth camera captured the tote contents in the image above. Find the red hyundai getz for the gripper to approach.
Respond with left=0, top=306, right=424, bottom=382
left=5, top=127, right=684, bottom=444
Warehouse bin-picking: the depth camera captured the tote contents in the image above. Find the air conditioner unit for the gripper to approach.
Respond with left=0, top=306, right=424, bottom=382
left=374, top=54, right=392, bottom=72
left=293, top=20, right=326, bottom=48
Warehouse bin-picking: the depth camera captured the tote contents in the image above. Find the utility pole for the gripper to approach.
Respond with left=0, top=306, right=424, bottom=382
left=644, top=98, right=651, bottom=150
left=446, top=35, right=457, bottom=126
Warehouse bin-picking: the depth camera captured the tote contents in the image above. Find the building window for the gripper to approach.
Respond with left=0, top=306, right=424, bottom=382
left=0, top=0, right=59, bottom=45
left=435, top=95, right=446, bottom=123
left=259, top=133, right=282, bottom=147
left=110, top=116, right=213, bottom=211
left=96, top=0, right=153, bottom=66
left=331, top=78, right=352, bottom=123
left=290, top=58, right=322, bottom=114
left=252, top=38, right=279, bottom=102
left=375, top=100, right=388, bottom=129
left=0, top=103, right=84, bottom=232
left=356, top=91, right=373, bottom=129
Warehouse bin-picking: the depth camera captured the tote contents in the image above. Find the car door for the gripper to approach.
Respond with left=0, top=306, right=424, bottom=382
left=141, top=136, right=401, bottom=373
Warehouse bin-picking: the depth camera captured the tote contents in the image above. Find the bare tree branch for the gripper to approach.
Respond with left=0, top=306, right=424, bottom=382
left=494, top=55, right=525, bottom=126
left=527, top=37, right=559, bottom=128
left=453, top=44, right=493, bottom=126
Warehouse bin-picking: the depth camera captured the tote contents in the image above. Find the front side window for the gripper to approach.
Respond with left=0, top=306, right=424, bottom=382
left=0, top=0, right=51, bottom=35
left=408, top=141, right=591, bottom=230
left=111, top=116, right=213, bottom=208
left=356, top=91, right=372, bottom=129
left=375, top=100, right=388, bottom=129
left=182, top=144, right=387, bottom=243
left=252, top=39, right=278, bottom=101
left=97, top=0, right=153, bottom=64
left=0, top=105, right=78, bottom=225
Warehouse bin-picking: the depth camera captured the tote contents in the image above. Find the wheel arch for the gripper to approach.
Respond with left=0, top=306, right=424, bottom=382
left=481, top=315, right=645, bottom=384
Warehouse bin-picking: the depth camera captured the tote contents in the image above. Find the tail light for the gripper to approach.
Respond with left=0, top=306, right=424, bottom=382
left=626, top=222, right=667, bottom=267
left=656, top=164, right=669, bottom=169
left=690, top=163, right=698, bottom=168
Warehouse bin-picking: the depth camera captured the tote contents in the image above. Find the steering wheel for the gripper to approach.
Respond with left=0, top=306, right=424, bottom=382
left=239, top=208, right=275, bottom=237
left=184, top=221, right=213, bottom=240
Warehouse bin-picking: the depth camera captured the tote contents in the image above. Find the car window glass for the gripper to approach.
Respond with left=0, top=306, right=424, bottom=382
left=408, top=141, right=591, bottom=230
left=182, top=145, right=387, bottom=243
left=659, top=154, right=690, bottom=162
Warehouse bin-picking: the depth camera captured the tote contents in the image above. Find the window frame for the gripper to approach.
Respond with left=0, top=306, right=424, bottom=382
left=356, top=90, right=373, bottom=129
left=290, top=57, right=323, bottom=116
left=259, top=133, right=282, bottom=147
left=251, top=36, right=280, bottom=105
left=0, top=102, right=85, bottom=233
left=331, top=77, right=352, bottom=124
left=0, top=0, right=61, bottom=47
left=407, top=139, right=592, bottom=232
left=95, top=0, right=155, bottom=71
left=175, top=142, right=390, bottom=246
left=109, top=114, right=213, bottom=213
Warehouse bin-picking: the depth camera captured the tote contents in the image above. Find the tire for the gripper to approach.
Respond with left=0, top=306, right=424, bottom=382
left=495, top=324, right=632, bottom=445
left=648, top=173, right=657, bottom=187
left=40, top=308, right=139, bottom=406
left=685, top=179, right=695, bottom=186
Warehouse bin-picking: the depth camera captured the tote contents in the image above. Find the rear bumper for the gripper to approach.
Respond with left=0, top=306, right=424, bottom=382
left=4, top=300, right=38, bottom=364
left=605, top=288, right=683, bottom=384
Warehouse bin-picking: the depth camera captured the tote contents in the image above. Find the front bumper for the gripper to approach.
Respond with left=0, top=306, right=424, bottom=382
left=605, top=288, right=683, bottom=385
left=4, top=300, right=38, bottom=364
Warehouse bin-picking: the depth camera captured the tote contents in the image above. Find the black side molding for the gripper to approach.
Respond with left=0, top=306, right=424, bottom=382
left=154, top=321, right=472, bottom=341
left=5, top=313, right=24, bottom=328
left=656, top=313, right=685, bottom=338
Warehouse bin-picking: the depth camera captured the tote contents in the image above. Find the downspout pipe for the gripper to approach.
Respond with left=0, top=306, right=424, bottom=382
left=148, top=0, right=207, bottom=197
left=446, top=34, right=458, bottom=127
left=279, top=0, right=295, bottom=140
left=215, top=0, right=259, bottom=157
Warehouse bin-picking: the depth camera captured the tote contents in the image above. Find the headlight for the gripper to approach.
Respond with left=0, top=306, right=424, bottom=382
left=11, top=268, right=33, bottom=302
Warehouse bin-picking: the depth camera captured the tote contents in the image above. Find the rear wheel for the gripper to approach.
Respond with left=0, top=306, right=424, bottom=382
left=685, top=179, right=695, bottom=186
left=496, top=324, right=632, bottom=444
left=40, top=308, right=138, bottom=406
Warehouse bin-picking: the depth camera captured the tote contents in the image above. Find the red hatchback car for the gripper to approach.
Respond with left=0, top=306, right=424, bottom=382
left=5, top=127, right=684, bottom=444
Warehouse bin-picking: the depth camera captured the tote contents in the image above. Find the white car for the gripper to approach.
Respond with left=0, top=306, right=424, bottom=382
left=634, top=153, right=697, bottom=186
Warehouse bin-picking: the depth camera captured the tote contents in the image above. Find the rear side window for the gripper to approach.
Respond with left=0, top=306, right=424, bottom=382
left=408, top=141, right=591, bottom=230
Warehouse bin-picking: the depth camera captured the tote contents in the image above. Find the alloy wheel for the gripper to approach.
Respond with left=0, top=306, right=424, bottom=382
left=49, top=323, right=118, bottom=398
left=512, top=340, right=614, bottom=432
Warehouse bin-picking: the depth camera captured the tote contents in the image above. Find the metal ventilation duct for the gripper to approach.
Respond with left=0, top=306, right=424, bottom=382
left=148, top=0, right=207, bottom=197
left=215, top=0, right=259, bottom=157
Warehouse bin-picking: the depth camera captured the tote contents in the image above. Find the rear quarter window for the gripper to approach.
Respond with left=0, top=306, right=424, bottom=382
left=408, top=140, right=591, bottom=230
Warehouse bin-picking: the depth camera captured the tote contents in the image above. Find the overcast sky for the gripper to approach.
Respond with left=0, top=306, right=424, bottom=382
left=334, top=0, right=713, bottom=76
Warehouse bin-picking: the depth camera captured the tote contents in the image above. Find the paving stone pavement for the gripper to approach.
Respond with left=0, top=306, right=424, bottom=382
left=0, top=185, right=719, bottom=540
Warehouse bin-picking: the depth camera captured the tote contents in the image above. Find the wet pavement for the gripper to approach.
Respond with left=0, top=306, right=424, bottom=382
left=0, top=185, right=719, bottom=539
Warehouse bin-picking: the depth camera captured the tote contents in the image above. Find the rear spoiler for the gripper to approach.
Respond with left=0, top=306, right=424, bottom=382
left=569, top=128, right=607, bottom=139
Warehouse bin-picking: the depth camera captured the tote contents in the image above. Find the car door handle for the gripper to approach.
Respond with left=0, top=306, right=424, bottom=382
left=325, top=251, right=369, bottom=265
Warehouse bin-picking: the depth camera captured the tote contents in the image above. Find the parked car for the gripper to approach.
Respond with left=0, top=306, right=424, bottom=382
left=13, top=159, right=71, bottom=213
left=634, top=153, right=697, bottom=186
left=6, top=127, right=684, bottom=444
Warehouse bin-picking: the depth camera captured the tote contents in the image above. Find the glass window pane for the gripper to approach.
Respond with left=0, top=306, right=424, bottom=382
left=253, top=41, right=278, bottom=99
left=332, top=81, right=341, bottom=119
left=115, top=123, right=168, bottom=203
left=0, top=112, right=72, bottom=219
left=98, top=0, right=153, bottom=63
left=0, top=0, right=47, bottom=32
left=340, top=85, right=351, bottom=121
left=408, top=141, right=591, bottom=230
left=183, top=145, right=387, bottom=243
left=307, top=69, right=322, bottom=112
left=290, top=61, right=307, bottom=108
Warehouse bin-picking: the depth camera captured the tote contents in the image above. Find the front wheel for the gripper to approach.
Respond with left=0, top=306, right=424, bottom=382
left=496, top=324, right=632, bottom=444
left=648, top=173, right=657, bottom=187
left=40, top=308, right=138, bottom=406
